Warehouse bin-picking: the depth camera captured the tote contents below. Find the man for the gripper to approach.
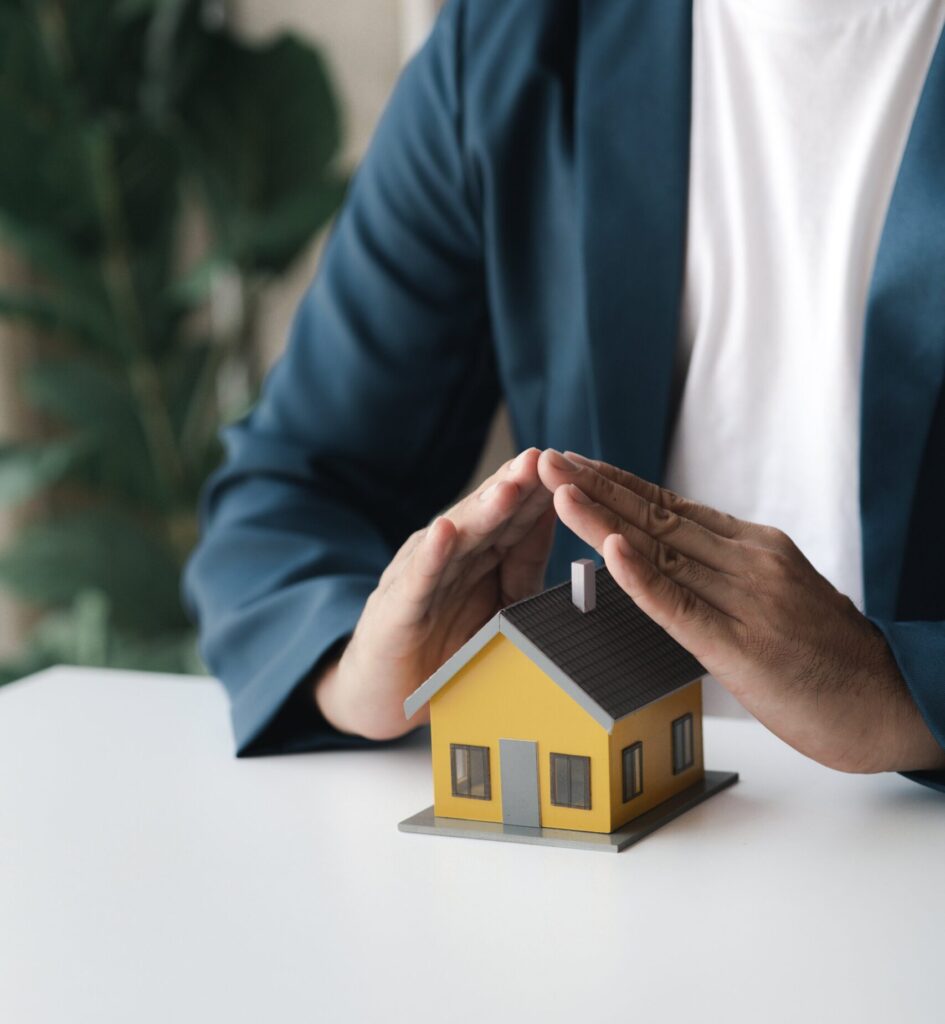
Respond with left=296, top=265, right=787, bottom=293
left=184, top=0, right=945, bottom=788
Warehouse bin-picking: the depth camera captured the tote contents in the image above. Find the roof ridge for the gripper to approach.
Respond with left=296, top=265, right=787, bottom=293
left=405, top=560, right=703, bottom=727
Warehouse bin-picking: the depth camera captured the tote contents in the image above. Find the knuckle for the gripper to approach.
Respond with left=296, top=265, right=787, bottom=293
left=655, top=543, right=683, bottom=576
left=648, top=568, right=689, bottom=622
left=722, top=512, right=742, bottom=536
left=584, top=467, right=615, bottom=503
left=761, top=525, right=793, bottom=552
left=660, top=487, right=686, bottom=513
left=646, top=500, right=682, bottom=537
left=601, top=506, right=627, bottom=534
left=758, top=545, right=793, bottom=578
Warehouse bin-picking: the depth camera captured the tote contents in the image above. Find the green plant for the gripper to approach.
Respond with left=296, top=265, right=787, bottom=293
left=0, top=0, right=346, bottom=683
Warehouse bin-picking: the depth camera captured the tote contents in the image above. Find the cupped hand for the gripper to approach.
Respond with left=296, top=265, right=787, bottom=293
left=537, top=448, right=945, bottom=774
left=314, top=448, right=557, bottom=740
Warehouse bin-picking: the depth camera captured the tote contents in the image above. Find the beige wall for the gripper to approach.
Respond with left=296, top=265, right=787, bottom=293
left=232, top=0, right=407, bottom=369
left=0, top=254, right=36, bottom=658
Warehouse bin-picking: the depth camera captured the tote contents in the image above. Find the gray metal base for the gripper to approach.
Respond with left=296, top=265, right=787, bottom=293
left=399, top=769, right=738, bottom=853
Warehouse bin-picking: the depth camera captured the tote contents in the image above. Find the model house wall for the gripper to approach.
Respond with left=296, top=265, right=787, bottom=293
left=430, top=634, right=611, bottom=832
left=429, top=633, right=705, bottom=834
left=608, top=682, right=703, bottom=830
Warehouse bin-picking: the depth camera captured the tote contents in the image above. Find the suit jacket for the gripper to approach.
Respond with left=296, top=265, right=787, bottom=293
left=183, top=0, right=945, bottom=790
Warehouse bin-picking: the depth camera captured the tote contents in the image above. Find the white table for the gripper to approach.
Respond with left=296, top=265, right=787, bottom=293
left=1, top=667, right=942, bottom=1024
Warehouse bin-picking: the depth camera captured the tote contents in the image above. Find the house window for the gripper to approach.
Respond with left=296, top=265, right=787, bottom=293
left=550, top=753, right=591, bottom=809
left=622, top=742, right=643, bottom=802
left=450, top=744, right=491, bottom=799
left=672, top=713, right=694, bottom=774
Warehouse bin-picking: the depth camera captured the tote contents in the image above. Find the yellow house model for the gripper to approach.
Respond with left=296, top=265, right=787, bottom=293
left=399, top=560, right=737, bottom=853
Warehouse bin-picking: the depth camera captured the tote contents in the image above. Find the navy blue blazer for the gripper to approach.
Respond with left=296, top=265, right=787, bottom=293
left=184, top=0, right=945, bottom=789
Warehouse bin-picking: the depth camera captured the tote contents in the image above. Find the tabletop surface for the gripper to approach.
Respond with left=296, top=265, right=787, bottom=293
left=1, top=666, right=942, bottom=1024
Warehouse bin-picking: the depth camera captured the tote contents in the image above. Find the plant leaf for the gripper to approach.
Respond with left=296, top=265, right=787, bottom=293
left=103, top=626, right=205, bottom=675
left=22, top=352, right=216, bottom=512
left=0, top=439, right=87, bottom=505
left=0, top=286, right=117, bottom=349
left=22, top=358, right=168, bottom=506
left=24, top=359, right=133, bottom=430
left=0, top=596, right=203, bottom=687
left=167, top=253, right=233, bottom=310
left=179, top=31, right=344, bottom=274
left=0, top=509, right=188, bottom=633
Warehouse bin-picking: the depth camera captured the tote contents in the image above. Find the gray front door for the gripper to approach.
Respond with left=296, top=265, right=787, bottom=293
left=499, top=739, right=540, bottom=827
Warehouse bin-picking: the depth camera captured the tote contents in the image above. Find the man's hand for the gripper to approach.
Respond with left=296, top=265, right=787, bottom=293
left=537, top=449, right=945, bottom=774
left=314, top=448, right=556, bottom=740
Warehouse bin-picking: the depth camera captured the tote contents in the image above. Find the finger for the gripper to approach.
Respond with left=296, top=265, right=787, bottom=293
left=555, top=484, right=743, bottom=618
left=449, top=448, right=544, bottom=553
left=377, top=528, right=425, bottom=595
left=380, top=448, right=547, bottom=619
left=565, top=451, right=743, bottom=536
left=388, top=516, right=458, bottom=625
left=539, top=449, right=742, bottom=571
left=435, top=479, right=522, bottom=595
left=500, top=502, right=558, bottom=604
left=602, top=532, right=737, bottom=664
left=437, top=449, right=552, bottom=589
left=489, top=462, right=555, bottom=551
left=505, top=446, right=542, bottom=484
left=436, top=480, right=553, bottom=596
left=565, top=451, right=792, bottom=553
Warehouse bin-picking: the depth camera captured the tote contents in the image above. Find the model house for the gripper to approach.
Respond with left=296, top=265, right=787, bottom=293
left=400, top=560, right=737, bottom=850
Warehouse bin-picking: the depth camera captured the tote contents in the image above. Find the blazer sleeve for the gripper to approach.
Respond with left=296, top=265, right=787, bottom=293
left=871, top=618, right=945, bottom=793
left=183, top=0, right=500, bottom=756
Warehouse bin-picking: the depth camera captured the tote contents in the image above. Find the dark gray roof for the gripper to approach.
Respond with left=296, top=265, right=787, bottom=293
left=501, top=566, right=705, bottom=721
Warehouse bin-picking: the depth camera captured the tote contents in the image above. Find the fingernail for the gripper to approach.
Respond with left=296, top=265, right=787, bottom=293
left=478, top=482, right=498, bottom=502
left=568, top=484, right=596, bottom=505
left=614, top=534, right=633, bottom=557
left=509, top=450, right=529, bottom=473
left=546, top=448, right=578, bottom=473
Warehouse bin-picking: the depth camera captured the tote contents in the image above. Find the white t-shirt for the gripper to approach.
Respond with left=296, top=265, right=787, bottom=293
left=665, top=0, right=945, bottom=622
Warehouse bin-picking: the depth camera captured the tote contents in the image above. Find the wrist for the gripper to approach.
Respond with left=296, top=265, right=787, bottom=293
left=312, top=646, right=360, bottom=736
left=869, top=636, right=945, bottom=773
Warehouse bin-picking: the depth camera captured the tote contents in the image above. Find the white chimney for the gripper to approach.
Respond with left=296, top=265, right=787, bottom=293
left=571, top=559, right=596, bottom=613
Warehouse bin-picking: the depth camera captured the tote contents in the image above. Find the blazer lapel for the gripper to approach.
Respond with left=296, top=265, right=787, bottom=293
left=576, top=0, right=692, bottom=482
left=861, top=26, right=945, bottom=620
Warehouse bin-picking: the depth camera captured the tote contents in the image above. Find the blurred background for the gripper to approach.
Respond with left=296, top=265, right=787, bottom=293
left=0, top=0, right=511, bottom=685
